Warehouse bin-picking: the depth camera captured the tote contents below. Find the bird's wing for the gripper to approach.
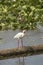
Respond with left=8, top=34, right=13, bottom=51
left=14, top=32, right=24, bottom=39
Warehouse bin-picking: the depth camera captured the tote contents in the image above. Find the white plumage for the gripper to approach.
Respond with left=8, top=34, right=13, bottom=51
left=14, top=32, right=25, bottom=39
left=14, top=30, right=27, bottom=47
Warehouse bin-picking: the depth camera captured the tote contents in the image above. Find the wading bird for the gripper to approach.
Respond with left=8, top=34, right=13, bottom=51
left=14, top=30, right=27, bottom=48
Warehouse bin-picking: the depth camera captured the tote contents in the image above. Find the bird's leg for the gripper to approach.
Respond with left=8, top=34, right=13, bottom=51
left=21, top=38, right=23, bottom=47
left=18, top=39, right=19, bottom=48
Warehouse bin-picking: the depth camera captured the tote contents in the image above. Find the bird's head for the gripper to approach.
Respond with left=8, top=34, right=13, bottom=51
left=23, top=30, right=26, bottom=33
left=23, top=30, right=27, bottom=36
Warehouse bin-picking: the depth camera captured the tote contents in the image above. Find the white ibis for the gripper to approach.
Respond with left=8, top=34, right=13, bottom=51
left=14, top=30, right=27, bottom=48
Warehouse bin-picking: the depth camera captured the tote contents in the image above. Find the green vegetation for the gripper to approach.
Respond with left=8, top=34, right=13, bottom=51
left=0, top=0, right=43, bottom=30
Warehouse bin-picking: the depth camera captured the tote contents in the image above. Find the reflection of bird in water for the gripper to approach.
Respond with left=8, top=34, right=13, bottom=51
left=19, top=57, right=25, bottom=65
left=15, top=57, right=25, bottom=65
left=14, top=30, right=27, bottom=48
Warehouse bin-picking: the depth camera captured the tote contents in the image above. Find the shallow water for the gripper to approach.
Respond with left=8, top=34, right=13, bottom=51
left=0, top=30, right=43, bottom=65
